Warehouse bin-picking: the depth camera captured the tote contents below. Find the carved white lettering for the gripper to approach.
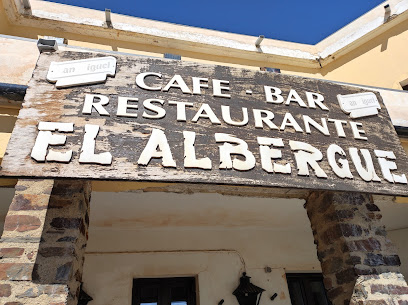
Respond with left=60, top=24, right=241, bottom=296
left=264, top=86, right=284, bottom=104
left=285, top=89, right=307, bottom=108
left=143, top=99, right=166, bottom=119
left=82, top=94, right=110, bottom=116
left=349, top=148, right=381, bottom=182
left=192, top=104, right=221, bottom=124
left=183, top=131, right=212, bottom=169
left=253, top=109, right=279, bottom=130
left=305, top=92, right=329, bottom=111
left=169, top=101, right=194, bottom=122
left=138, top=128, right=176, bottom=167
left=163, top=75, right=191, bottom=94
left=327, top=144, right=353, bottom=179
left=350, top=122, right=368, bottom=141
left=215, top=133, right=255, bottom=171
left=117, top=96, right=138, bottom=118
left=280, top=113, right=303, bottom=132
left=258, top=137, right=291, bottom=174
left=192, top=77, right=209, bottom=95
left=31, top=122, right=74, bottom=163
left=289, top=140, right=327, bottom=178
left=303, top=116, right=330, bottom=136
left=79, top=124, right=112, bottom=165
left=136, top=72, right=162, bottom=91
left=221, top=106, right=248, bottom=126
left=213, top=79, right=231, bottom=98
left=375, top=150, right=407, bottom=184
left=328, top=119, right=347, bottom=138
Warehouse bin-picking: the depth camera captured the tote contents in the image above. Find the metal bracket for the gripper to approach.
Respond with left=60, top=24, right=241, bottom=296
left=37, top=38, right=58, bottom=52
left=105, top=9, right=113, bottom=28
left=255, top=35, right=264, bottom=47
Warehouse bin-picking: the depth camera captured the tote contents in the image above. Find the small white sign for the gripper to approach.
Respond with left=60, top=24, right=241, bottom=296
left=337, top=92, right=381, bottom=119
left=47, top=56, right=116, bottom=88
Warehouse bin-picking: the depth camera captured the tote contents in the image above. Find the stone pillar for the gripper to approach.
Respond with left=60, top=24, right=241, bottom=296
left=0, top=179, right=91, bottom=305
left=305, top=191, right=408, bottom=305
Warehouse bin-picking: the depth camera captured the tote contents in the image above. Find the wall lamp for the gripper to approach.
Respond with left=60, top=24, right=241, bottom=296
left=78, top=284, right=93, bottom=305
left=255, top=35, right=264, bottom=48
left=233, top=272, right=265, bottom=305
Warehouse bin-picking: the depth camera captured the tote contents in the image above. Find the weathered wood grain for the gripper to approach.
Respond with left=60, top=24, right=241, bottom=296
left=1, top=51, right=408, bottom=197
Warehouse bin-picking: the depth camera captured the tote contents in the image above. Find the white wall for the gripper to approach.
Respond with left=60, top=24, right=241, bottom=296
left=387, top=228, right=408, bottom=278
left=82, top=192, right=320, bottom=305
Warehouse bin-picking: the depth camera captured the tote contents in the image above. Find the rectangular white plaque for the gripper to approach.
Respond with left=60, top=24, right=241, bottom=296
left=47, top=56, right=116, bottom=88
left=337, top=92, right=381, bottom=119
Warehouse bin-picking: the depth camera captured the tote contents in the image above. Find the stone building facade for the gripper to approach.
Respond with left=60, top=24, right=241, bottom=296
left=1, top=0, right=408, bottom=305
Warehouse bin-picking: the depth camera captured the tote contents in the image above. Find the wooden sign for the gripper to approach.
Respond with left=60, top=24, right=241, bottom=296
left=2, top=51, right=408, bottom=196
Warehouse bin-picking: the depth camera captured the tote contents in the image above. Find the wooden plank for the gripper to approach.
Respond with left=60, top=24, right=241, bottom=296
left=1, top=51, right=408, bottom=196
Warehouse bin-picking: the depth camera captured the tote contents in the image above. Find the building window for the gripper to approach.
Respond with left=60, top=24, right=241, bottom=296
left=132, top=277, right=196, bottom=305
left=286, top=273, right=330, bottom=305
left=260, top=67, right=281, bottom=73
left=164, top=53, right=181, bottom=60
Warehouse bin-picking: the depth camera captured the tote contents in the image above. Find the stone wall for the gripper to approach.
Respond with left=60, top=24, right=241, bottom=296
left=0, top=179, right=91, bottom=305
left=306, top=191, right=408, bottom=305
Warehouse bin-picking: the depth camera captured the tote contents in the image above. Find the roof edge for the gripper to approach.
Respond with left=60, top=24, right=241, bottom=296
left=3, top=0, right=408, bottom=69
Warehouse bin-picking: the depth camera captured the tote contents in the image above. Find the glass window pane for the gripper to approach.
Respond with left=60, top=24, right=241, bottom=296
left=309, top=281, right=329, bottom=305
left=140, top=286, right=159, bottom=303
left=288, top=280, right=306, bottom=305
left=171, top=286, right=187, bottom=301
left=133, top=277, right=196, bottom=305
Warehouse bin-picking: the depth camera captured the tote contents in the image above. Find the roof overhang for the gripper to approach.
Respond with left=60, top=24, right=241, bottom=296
left=3, top=0, right=408, bottom=69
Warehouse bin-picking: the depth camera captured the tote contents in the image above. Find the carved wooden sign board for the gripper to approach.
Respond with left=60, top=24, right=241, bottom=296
left=2, top=51, right=408, bottom=196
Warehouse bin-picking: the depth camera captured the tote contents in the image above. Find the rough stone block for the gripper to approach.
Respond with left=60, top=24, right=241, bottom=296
left=9, top=194, right=50, bottom=211
left=321, top=224, right=344, bottom=245
left=38, top=246, right=75, bottom=258
left=0, top=247, right=24, bottom=258
left=40, top=285, right=68, bottom=295
left=340, top=223, right=363, bottom=237
left=336, top=268, right=356, bottom=285
left=55, top=262, right=73, bottom=282
left=371, top=284, right=408, bottom=295
left=351, top=238, right=382, bottom=252
left=384, top=255, right=401, bottom=266
left=4, top=215, right=41, bottom=232
left=366, top=204, right=381, bottom=212
left=16, top=287, right=40, bottom=298
left=336, top=209, right=355, bottom=220
left=327, top=286, right=344, bottom=299
left=50, top=218, right=82, bottom=230
left=364, top=254, right=384, bottom=267
left=0, top=263, right=33, bottom=280
left=363, top=301, right=387, bottom=305
left=0, top=283, right=11, bottom=297
left=322, top=257, right=344, bottom=274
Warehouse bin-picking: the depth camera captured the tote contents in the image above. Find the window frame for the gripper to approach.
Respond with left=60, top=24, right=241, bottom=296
left=286, top=273, right=331, bottom=305
left=132, top=276, right=196, bottom=305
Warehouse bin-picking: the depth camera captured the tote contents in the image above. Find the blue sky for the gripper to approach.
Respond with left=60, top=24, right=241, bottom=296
left=45, top=0, right=385, bottom=44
